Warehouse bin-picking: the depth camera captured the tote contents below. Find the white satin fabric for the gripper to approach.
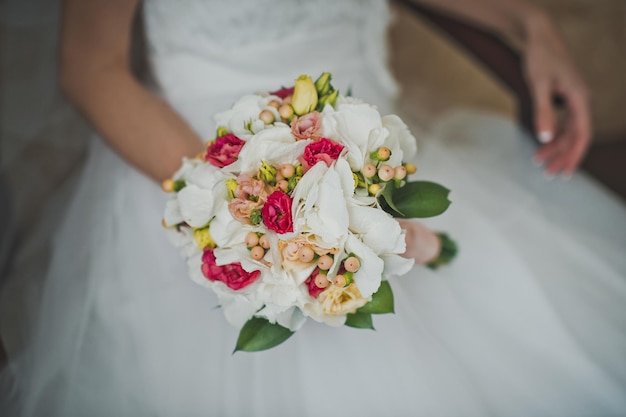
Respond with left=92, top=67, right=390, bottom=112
left=2, top=1, right=626, bottom=416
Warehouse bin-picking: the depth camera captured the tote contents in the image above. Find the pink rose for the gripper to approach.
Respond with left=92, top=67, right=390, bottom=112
left=234, top=173, right=271, bottom=201
left=270, top=86, right=294, bottom=99
left=201, top=249, right=260, bottom=291
left=205, top=134, right=245, bottom=168
left=261, top=190, right=293, bottom=234
left=291, top=111, right=322, bottom=141
left=228, top=198, right=261, bottom=223
left=300, top=138, right=344, bottom=171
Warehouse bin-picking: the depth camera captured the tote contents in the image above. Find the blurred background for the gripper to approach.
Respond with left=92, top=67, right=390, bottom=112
left=0, top=0, right=625, bottom=360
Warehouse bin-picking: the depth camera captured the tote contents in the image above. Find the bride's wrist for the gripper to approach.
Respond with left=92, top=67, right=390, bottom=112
left=515, top=6, right=555, bottom=51
left=496, top=3, right=551, bottom=51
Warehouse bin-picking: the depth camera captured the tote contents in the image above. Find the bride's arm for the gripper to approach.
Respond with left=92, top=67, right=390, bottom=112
left=409, top=0, right=591, bottom=178
left=60, top=0, right=205, bottom=182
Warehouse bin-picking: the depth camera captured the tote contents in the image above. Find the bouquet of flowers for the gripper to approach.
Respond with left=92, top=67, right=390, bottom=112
left=162, top=73, right=454, bottom=352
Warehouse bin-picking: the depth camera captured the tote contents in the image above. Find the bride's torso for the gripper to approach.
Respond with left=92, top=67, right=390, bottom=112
left=143, top=0, right=398, bottom=138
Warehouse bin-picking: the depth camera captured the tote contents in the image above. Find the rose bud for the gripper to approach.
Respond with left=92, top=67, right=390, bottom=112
left=314, top=72, right=332, bottom=96
left=216, top=126, right=229, bottom=137
left=317, top=89, right=339, bottom=109
left=362, top=163, right=377, bottom=179
left=378, top=165, right=394, bottom=182
left=291, top=75, right=318, bottom=115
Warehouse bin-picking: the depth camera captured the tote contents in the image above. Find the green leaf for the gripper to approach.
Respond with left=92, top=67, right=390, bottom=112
left=357, top=280, right=394, bottom=314
left=379, top=183, right=404, bottom=216
left=234, top=317, right=294, bottom=353
left=379, top=181, right=451, bottom=218
left=345, top=312, right=375, bottom=329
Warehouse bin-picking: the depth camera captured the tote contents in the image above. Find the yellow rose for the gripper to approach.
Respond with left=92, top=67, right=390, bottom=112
left=291, top=75, right=318, bottom=115
left=319, top=283, right=369, bottom=315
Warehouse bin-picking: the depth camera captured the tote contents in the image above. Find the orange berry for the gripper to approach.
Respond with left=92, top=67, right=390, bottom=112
left=343, top=256, right=360, bottom=273
left=259, top=234, right=270, bottom=249
left=161, top=179, right=175, bottom=192
left=368, top=183, right=382, bottom=196
left=378, top=165, right=394, bottom=182
left=280, top=164, right=296, bottom=178
left=259, top=109, right=275, bottom=125
left=250, top=246, right=265, bottom=260
left=362, top=163, right=377, bottom=178
left=277, top=179, right=289, bottom=192
left=333, top=274, right=346, bottom=287
left=314, top=273, right=330, bottom=289
left=278, top=104, right=294, bottom=120
left=245, top=232, right=259, bottom=248
left=298, top=246, right=315, bottom=263
left=377, top=147, right=391, bottom=161
left=394, top=166, right=407, bottom=180
left=317, top=255, right=333, bottom=270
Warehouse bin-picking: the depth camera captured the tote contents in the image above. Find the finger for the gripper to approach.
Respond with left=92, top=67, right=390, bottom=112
left=534, top=134, right=562, bottom=164
left=560, top=92, right=592, bottom=175
left=536, top=136, right=569, bottom=176
left=542, top=141, right=570, bottom=176
left=532, top=80, right=556, bottom=144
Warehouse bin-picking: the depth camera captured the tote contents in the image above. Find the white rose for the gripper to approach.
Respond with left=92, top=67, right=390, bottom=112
left=291, top=161, right=352, bottom=247
left=322, top=102, right=388, bottom=171
left=213, top=94, right=265, bottom=139
left=347, top=201, right=406, bottom=256
left=175, top=164, right=229, bottom=228
left=233, top=125, right=309, bottom=174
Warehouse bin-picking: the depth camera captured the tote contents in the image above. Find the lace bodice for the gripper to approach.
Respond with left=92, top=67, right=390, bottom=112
left=143, top=0, right=398, bottom=138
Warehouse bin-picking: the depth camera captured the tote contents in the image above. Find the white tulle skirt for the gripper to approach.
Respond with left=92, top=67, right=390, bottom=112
left=2, top=110, right=626, bottom=417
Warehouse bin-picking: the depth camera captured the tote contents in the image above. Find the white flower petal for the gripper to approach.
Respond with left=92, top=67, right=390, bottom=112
left=381, top=254, right=415, bottom=278
left=163, top=198, right=183, bottom=227
left=210, top=204, right=248, bottom=248
left=345, top=234, right=384, bottom=298
left=348, top=202, right=404, bottom=255
left=177, top=184, right=218, bottom=228
left=382, top=114, right=417, bottom=161
left=236, top=126, right=308, bottom=173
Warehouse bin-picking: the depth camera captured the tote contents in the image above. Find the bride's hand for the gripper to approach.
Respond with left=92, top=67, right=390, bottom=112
left=522, top=14, right=591, bottom=178
left=398, top=219, right=441, bottom=265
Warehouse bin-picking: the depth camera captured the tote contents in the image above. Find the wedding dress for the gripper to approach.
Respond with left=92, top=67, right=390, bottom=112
left=2, top=1, right=626, bottom=416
